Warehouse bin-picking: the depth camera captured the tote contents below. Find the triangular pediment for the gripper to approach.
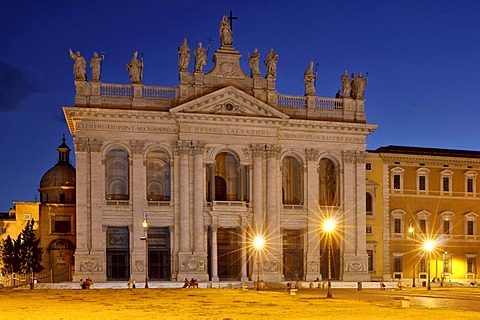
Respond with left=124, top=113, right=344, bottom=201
left=170, top=86, right=289, bottom=119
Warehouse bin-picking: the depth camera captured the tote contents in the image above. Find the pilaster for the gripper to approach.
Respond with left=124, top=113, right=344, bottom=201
left=305, top=148, right=321, bottom=281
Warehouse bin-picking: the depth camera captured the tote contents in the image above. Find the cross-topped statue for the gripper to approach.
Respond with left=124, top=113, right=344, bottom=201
left=220, top=15, right=233, bottom=47
left=228, top=10, right=238, bottom=30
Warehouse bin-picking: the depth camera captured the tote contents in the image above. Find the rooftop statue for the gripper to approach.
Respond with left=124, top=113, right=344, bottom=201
left=69, top=49, right=86, bottom=81
left=220, top=15, right=233, bottom=47
left=341, top=70, right=351, bottom=98
left=351, top=72, right=368, bottom=99
left=126, top=51, right=143, bottom=84
left=90, top=52, right=105, bottom=82
left=194, top=42, right=207, bottom=73
left=264, top=48, right=278, bottom=78
left=248, top=48, right=261, bottom=77
left=178, top=38, right=190, bottom=72
left=304, top=61, right=316, bottom=95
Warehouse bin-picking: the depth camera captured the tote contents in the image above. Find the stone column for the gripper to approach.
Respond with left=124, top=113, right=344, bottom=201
left=210, top=225, right=219, bottom=281
left=72, top=138, right=89, bottom=282
left=342, top=150, right=369, bottom=281
left=305, top=148, right=321, bottom=281
left=193, top=142, right=205, bottom=253
left=192, top=142, right=208, bottom=280
left=172, top=153, right=180, bottom=279
left=178, top=142, right=191, bottom=252
left=208, top=163, right=216, bottom=202
left=251, top=144, right=265, bottom=236
left=265, top=144, right=282, bottom=282
left=240, top=217, right=249, bottom=282
left=130, top=141, right=146, bottom=282
left=73, top=138, right=105, bottom=281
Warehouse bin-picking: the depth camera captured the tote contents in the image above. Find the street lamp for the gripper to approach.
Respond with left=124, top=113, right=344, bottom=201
left=408, top=221, right=416, bottom=287
left=140, top=214, right=149, bottom=288
left=424, top=239, right=435, bottom=291
left=253, top=236, right=265, bottom=291
left=323, top=219, right=335, bottom=299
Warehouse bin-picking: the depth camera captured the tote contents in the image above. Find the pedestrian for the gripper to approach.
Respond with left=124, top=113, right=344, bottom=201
left=132, top=279, right=136, bottom=289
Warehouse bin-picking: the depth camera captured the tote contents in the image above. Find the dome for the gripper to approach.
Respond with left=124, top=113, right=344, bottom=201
left=40, top=163, right=76, bottom=188
left=39, top=136, right=76, bottom=188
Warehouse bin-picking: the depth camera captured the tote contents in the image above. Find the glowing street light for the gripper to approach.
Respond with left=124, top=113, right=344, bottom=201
left=253, top=236, right=265, bottom=291
left=140, top=213, right=149, bottom=288
left=424, top=239, right=435, bottom=291
left=323, top=219, right=336, bottom=299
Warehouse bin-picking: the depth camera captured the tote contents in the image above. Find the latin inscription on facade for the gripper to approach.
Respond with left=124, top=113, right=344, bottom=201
left=280, top=131, right=364, bottom=143
left=76, top=122, right=177, bottom=133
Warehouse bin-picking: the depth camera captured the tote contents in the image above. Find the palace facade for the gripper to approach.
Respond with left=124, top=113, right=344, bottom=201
left=64, top=17, right=375, bottom=283
left=367, top=146, right=480, bottom=285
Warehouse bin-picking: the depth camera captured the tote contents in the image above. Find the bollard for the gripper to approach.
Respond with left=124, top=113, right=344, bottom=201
left=357, top=282, right=362, bottom=291
left=317, top=282, right=322, bottom=289
left=309, top=282, right=314, bottom=289
left=227, top=282, right=233, bottom=289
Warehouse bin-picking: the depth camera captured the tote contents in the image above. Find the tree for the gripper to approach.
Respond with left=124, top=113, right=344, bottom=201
left=1, top=219, right=44, bottom=275
left=0, top=235, right=19, bottom=274
left=18, top=219, right=44, bottom=274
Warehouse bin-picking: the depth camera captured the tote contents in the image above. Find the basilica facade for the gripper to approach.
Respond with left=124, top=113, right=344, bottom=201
left=64, top=17, right=376, bottom=283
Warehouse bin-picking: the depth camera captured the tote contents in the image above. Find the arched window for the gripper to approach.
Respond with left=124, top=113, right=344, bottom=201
left=211, top=152, right=241, bottom=201
left=319, top=158, right=338, bottom=206
left=146, top=150, right=171, bottom=201
left=282, top=156, right=303, bottom=205
left=105, top=148, right=129, bottom=200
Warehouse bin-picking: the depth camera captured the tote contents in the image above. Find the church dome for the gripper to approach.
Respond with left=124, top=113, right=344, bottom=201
left=40, top=162, right=76, bottom=188
left=39, top=136, right=76, bottom=204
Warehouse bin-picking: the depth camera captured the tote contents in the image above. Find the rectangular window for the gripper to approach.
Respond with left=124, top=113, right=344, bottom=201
left=0, top=227, right=6, bottom=234
left=366, top=163, right=372, bottom=171
left=51, top=216, right=72, bottom=234
left=367, top=250, right=374, bottom=272
left=366, top=226, right=373, bottom=234
left=393, top=175, right=401, bottom=189
left=443, top=255, right=452, bottom=273
left=419, top=176, right=426, bottom=191
left=443, top=220, right=450, bottom=234
left=443, top=177, right=450, bottom=192
left=393, top=257, right=403, bottom=272
left=467, top=221, right=474, bottom=235
left=418, top=258, right=426, bottom=273
left=59, top=194, right=66, bottom=203
left=467, top=258, right=476, bottom=273
left=24, top=213, right=31, bottom=221
left=419, top=219, right=427, bottom=234
left=467, top=178, right=474, bottom=193
left=394, top=219, right=402, bottom=233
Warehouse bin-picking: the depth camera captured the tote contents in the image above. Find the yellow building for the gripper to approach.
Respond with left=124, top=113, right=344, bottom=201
left=0, top=202, right=40, bottom=242
left=369, top=145, right=480, bottom=285
left=0, top=138, right=76, bottom=282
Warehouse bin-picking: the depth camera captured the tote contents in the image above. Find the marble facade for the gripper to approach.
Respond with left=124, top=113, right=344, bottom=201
left=64, top=16, right=376, bottom=282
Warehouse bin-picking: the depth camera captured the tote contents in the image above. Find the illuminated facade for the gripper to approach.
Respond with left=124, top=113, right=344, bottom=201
left=64, top=17, right=376, bottom=282
left=368, top=146, right=480, bottom=284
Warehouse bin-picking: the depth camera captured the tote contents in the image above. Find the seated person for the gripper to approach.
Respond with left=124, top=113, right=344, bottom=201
left=182, top=278, right=189, bottom=288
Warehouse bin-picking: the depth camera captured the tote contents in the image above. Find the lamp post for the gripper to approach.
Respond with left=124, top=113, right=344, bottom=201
left=408, top=221, right=416, bottom=288
left=140, top=213, right=149, bottom=288
left=253, top=236, right=265, bottom=291
left=323, top=219, right=335, bottom=299
left=424, top=239, right=435, bottom=291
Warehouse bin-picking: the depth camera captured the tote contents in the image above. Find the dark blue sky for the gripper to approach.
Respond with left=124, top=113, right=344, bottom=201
left=1, top=0, right=480, bottom=211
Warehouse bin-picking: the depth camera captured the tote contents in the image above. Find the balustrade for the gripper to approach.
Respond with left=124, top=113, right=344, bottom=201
left=142, top=86, right=176, bottom=100
left=277, top=94, right=306, bottom=108
left=315, top=98, right=343, bottom=110
left=100, top=84, right=133, bottom=97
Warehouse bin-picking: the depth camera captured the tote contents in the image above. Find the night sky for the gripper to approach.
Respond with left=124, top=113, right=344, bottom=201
left=1, top=0, right=480, bottom=211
